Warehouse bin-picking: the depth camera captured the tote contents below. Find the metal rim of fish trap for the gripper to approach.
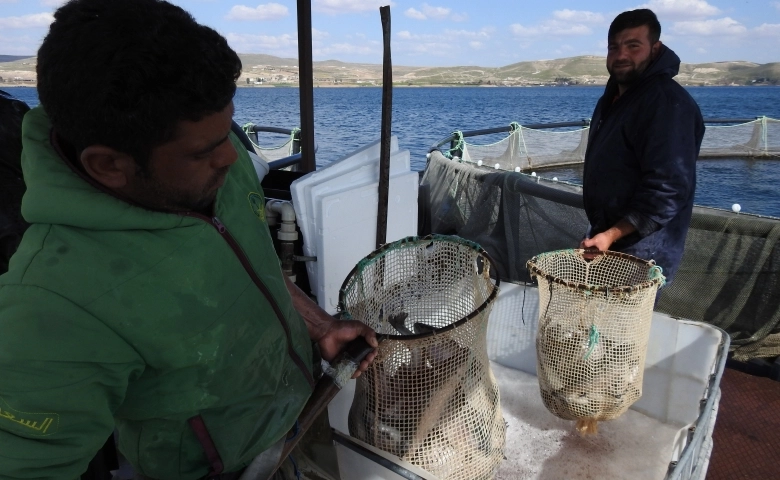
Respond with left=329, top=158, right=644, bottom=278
left=526, top=249, right=666, bottom=294
left=337, top=234, right=500, bottom=340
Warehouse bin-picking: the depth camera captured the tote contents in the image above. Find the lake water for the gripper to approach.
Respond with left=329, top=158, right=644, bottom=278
left=5, top=85, right=780, bottom=217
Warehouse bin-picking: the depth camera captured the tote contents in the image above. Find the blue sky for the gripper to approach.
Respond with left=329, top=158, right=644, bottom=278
left=1, top=0, right=779, bottom=66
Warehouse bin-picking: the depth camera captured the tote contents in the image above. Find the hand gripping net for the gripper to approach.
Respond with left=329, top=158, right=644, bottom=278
left=339, top=235, right=506, bottom=480
left=526, top=249, right=666, bottom=435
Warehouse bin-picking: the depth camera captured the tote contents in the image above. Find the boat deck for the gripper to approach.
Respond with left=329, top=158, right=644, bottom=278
left=706, top=367, right=780, bottom=480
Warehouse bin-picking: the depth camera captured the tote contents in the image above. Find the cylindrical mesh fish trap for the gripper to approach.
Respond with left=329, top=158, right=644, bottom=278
left=339, top=235, right=505, bottom=480
left=526, top=249, right=665, bottom=435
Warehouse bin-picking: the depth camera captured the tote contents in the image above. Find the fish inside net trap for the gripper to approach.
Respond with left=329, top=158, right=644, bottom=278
left=338, top=235, right=506, bottom=480
left=526, top=249, right=666, bottom=435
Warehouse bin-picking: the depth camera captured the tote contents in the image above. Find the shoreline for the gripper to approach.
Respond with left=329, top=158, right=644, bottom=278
left=4, top=83, right=777, bottom=89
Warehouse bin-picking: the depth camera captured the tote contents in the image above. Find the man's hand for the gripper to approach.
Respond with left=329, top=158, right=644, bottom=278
left=579, top=218, right=637, bottom=255
left=313, top=319, right=378, bottom=378
left=285, top=276, right=378, bottom=378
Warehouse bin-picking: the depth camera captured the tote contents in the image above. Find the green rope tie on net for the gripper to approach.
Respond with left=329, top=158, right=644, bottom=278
left=445, top=130, right=465, bottom=160
left=648, top=264, right=667, bottom=287
left=584, top=324, right=601, bottom=360
left=509, top=121, right=522, bottom=132
left=289, top=127, right=301, bottom=154
left=241, top=122, right=264, bottom=150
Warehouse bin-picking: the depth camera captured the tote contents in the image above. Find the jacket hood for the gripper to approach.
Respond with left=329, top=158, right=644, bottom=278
left=642, top=44, right=680, bottom=80
left=20, top=106, right=205, bottom=231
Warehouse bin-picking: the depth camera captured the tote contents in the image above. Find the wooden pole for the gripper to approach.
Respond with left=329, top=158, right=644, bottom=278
left=297, top=0, right=316, bottom=172
left=376, top=5, right=392, bottom=249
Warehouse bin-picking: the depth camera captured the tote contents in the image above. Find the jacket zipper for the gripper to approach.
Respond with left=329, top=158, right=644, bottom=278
left=193, top=213, right=315, bottom=389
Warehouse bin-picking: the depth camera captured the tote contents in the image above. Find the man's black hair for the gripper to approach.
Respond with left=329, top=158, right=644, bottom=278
left=608, top=9, right=661, bottom=44
left=36, top=0, right=242, bottom=169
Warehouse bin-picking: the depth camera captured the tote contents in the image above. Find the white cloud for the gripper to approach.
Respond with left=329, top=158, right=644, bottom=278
left=774, top=1, right=780, bottom=11
left=469, top=41, right=484, bottom=49
left=311, top=28, right=329, bottom=40
left=553, top=9, right=604, bottom=24
left=640, top=0, right=720, bottom=20
left=753, top=23, right=780, bottom=37
left=314, top=42, right=378, bottom=57
left=40, top=0, right=67, bottom=7
left=226, top=3, right=288, bottom=21
left=444, top=28, right=491, bottom=40
left=403, top=3, right=466, bottom=22
left=511, top=21, right=591, bottom=37
left=225, top=32, right=297, bottom=53
left=0, top=12, right=53, bottom=29
left=671, top=17, right=746, bottom=36
left=405, top=8, right=426, bottom=20
left=421, top=3, right=450, bottom=20
left=696, top=47, right=707, bottom=53
left=0, top=33, right=39, bottom=55
left=313, top=0, right=392, bottom=15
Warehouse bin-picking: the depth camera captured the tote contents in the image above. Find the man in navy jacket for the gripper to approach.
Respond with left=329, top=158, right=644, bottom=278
left=581, top=9, right=705, bottom=284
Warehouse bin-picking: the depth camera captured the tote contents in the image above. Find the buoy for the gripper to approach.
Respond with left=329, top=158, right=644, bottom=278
left=514, top=167, right=521, bottom=173
left=732, top=203, right=741, bottom=213
left=477, top=160, right=482, bottom=166
left=426, top=152, right=431, bottom=159
left=531, top=172, right=537, bottom=177
left=553, top=177, right=558, bottom=182
left=494, top=163, right=500, bottom=169
left=453, top=155, right=460, bottom=162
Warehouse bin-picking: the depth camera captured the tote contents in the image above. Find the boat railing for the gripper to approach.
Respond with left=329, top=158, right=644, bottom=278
left=241, top=124, right=316, bottom=171
left=430, top=117, right=780, bottom=169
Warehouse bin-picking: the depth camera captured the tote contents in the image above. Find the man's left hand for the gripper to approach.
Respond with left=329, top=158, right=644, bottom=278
left=285, top=276, right=378, bottom=378
left=315, top=319, right=378, bottom=378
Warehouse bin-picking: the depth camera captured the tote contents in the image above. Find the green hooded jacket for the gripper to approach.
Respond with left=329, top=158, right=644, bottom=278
left=0, top=106, right=315, bottom=479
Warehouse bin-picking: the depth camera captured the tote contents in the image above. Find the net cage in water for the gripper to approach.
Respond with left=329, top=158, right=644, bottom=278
left=339, top=235, right=506, bottom=480
left=526, top=249, right=666, bottom=435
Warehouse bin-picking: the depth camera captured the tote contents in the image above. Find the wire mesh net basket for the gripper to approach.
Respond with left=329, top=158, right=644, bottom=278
left=526, top=249, right=666, bottom=435
left=339, top=235, right=505, bottom=480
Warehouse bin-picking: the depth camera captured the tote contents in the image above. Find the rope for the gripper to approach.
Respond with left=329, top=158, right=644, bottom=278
left=241, top=122, right=298, bottom=153
left=584, top=324, right=600, bottom=360
left=445, top=130, right=465, bottom=159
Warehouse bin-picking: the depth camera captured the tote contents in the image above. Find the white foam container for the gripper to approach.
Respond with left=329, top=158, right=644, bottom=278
left=290, top=137, right=402, bottom=301
left=329, top=283, right=729, bottom=479
left=315, top=171, right=418, bottom=313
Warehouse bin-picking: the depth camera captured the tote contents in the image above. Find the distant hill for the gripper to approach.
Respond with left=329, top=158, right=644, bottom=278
left=1, top=53, right=778, bottom=87
left=0, top=55, right=34, bottom=63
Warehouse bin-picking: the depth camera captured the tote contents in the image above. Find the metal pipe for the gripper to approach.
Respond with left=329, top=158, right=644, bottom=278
left=296, top=0, right=316, bottom=172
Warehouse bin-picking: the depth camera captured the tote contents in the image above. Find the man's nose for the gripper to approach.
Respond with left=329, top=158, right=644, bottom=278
left=213, top=140, right=238, bottom=169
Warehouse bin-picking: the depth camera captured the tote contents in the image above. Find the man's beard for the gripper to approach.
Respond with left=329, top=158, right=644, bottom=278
left=132, top=165, right=231, bottom=213
left=608, top=55, right=652, bottom=88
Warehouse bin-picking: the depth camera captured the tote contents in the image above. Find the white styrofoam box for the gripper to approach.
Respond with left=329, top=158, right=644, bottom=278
left=290, top=136, right=399, bottom=252
left=248, top=151, right=270, bottom=184
left=316, top=171, right=419, bottom=313
left=304, top=150, right=411, bottom=295
left=486, top=282, right=539, bottom=375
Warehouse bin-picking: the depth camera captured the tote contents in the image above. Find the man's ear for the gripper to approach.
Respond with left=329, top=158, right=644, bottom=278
left=651, top=40, right=662, bottom=59
left=80, top=145, right=137, bottom=189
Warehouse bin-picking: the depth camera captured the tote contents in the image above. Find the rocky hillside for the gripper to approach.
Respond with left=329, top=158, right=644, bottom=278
left=2, top=54, right=777, bottom=87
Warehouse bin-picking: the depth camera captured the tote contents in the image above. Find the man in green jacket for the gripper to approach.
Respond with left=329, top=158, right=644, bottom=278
left=0, top=1, right=377, bottom=479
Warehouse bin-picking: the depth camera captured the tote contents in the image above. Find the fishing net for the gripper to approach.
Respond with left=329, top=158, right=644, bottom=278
left=446, top=117, right=780, bottom=173
left=339, top=235, right=505, bottom=480
left=526, top=249, right=665, bottom=435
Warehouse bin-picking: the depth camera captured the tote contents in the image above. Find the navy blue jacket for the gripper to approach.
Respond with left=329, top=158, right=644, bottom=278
left=583, top=45, right=704, bottom=284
